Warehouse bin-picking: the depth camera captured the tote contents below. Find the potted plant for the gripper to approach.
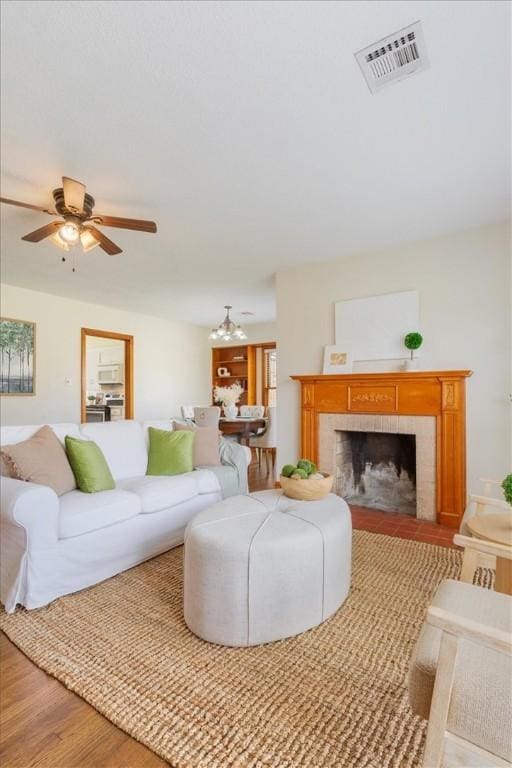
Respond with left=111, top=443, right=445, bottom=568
left=502, top=474, right=512, bottom=505
left=87, top=394, right=96, bottom=405
left=213, top=382, right=244, bottom=418
left=403, top=332, right=423, bottom=370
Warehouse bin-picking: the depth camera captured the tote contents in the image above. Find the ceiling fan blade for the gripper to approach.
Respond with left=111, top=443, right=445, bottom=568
left=21, top=220, right=64, bottom=242
left=86, top=225, right=122, bottom=255
left=62, top=176, right=86, bottom=213
left=0, top=197, right=56, bottom=215
left=92, top=214, right=157, bottom=233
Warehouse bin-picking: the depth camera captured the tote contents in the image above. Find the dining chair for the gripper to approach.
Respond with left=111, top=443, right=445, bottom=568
left=194, top=406, right=221, bottom=428
left=181, top=405, right=199, bottom=420
left=240, top=405, right=265, bottom=419
left=249, top=406, right=276, bottom=474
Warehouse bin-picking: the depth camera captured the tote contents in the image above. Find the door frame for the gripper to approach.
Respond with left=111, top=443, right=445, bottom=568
left=81, top=328, right=134, bottom=423
left=258, top=342, right=276, bottom=407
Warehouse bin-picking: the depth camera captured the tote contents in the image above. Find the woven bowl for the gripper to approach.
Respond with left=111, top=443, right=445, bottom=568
left=279, top=472, right=334, bottom=501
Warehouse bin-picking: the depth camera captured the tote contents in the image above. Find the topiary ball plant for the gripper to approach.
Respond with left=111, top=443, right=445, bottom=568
left=502, top=474, right=512, bottom=506
left=404, top=331, right=423, bottom=361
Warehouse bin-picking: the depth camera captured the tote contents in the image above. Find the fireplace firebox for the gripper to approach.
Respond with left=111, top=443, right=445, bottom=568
left=336, top=431, right=416, bottom=515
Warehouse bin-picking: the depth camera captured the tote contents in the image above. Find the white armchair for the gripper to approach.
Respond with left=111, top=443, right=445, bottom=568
left=460, top=479, right=508, bottom=535
left=459, top=478, right=509, bottom=584
left=408, top=578, right=512, bottom=767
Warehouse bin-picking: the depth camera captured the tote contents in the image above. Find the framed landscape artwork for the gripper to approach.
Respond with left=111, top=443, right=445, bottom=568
left=0, top=318, right=36, bottom=395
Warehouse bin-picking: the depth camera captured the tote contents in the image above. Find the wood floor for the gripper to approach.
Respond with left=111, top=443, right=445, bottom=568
left=1, top=458, right=458, bottom=768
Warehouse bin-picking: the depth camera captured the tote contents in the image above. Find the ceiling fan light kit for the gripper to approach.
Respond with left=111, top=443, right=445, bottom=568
left=209, top=305, right=248, bottom=342
left=58, top=220, right=81, bottom=244
left=80, top=227, right=101, bottom=253
left=0, top=176, right=157, bottom=257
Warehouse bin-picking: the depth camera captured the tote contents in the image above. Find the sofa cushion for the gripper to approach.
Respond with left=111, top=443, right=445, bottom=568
left=193, top=468, right=222, bottom=495
left=409, top=579, right=512, bottom=762
left=117, top=473, right=200, bottom=513
left=65, top=436, right=115, bottom=493
left=0, top=423, right=81, bottom=479
left=173, top=421, right=222, bottom=467
left=79, top=421, right=148, bottom=480
left=1, top=425, right=77, bottom=496
left=0, top=423, right=81, bottom=448
left=146, top=427, right=194, bottom=476
left=59, top=489, right=141, bottom=539
left=142, top=420, right=174, bottom=447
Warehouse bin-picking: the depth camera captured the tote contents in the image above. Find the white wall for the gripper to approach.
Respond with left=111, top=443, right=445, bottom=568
left=276, top=222, right=511, bottom=494
left=0, top=284, right=211, bottom=425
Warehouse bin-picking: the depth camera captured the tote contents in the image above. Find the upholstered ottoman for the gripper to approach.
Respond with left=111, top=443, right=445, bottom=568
left=183, top=489, right=352, bottom=646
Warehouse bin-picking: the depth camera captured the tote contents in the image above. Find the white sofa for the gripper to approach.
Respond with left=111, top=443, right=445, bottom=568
left=0, top=419, right=249, bottom=613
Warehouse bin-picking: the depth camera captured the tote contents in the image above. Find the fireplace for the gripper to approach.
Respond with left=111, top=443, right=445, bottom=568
left=336, top=431, right=416, bottom=515
left=319, top=413, right=435, bottom=519
left=291, top=370, right=472, bottom=527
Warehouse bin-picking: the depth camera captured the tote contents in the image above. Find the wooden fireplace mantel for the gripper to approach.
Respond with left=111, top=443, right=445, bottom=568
left=291, top=370, right=473, bottom=528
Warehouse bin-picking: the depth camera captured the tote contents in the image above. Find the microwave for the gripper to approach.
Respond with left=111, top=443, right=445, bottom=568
left=98, top=364, right=123, bottom=384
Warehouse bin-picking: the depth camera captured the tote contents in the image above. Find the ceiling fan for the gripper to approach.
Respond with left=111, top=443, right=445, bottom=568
left=0, top=176, right=157, bottom=255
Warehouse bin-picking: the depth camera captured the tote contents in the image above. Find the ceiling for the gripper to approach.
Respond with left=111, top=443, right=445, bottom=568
left=1, top=0, right=509, bottom=326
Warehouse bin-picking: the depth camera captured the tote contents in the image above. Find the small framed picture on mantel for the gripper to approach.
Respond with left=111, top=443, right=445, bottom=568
left=323, top=345, right=353, bottom=375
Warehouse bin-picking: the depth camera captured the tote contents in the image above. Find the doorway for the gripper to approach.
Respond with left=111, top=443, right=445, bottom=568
left=81, top=328, right=134, bottom=423
left=253, top=342, right=277, bottom=407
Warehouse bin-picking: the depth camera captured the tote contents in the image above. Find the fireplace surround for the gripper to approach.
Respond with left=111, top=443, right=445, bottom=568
left=291, top=370, right=472, bottom=528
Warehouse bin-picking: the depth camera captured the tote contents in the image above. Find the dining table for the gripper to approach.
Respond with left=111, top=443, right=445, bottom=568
left=219, top=417, right=267, bottom=446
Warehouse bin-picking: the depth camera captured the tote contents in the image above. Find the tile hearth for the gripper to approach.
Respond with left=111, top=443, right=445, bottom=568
left=350, top=505, right=458, bottom=548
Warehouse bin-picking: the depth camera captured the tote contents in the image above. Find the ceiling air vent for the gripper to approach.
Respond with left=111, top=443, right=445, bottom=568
left=355, top=21, right=429, bottom=94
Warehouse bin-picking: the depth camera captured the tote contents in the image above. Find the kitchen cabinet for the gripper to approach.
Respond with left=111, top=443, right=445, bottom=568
left=98, top=348, right=124, bottom=365
left=108, top=406, right=124, bottom=421
left=86, top=406, right=111, bottom=423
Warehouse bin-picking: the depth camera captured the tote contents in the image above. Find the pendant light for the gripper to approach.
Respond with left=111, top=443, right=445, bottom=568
left=208, top=305, right=247, bottom=342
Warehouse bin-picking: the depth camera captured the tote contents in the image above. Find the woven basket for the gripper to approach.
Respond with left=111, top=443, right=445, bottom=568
left=279, top=472, right=333, bottom=501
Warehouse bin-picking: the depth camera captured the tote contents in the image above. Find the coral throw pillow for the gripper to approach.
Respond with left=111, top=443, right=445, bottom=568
left=172, top=421, right=221, bottom=467
left=1, top=425, right=76, bottom=496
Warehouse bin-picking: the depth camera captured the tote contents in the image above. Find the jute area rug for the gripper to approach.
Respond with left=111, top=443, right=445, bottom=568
left=1, top=532, right=464, bottom=768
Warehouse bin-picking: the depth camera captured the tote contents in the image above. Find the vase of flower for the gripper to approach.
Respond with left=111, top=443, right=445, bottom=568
left=213, top=382, right=244, bottom=420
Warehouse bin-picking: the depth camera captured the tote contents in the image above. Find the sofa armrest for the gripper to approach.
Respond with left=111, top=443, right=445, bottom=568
left=220, top=439, right=251, bottom=468
left=1, top=477, right=59, bottom=550
left=219, top=439, right=249, bottom=495
left=1, top=478, right=60, bottom=612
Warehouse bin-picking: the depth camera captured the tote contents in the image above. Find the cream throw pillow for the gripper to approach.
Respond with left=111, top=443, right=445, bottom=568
left=172, top=421, right=221, bottom=467
left=1, top=425, right=77, bottom=496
